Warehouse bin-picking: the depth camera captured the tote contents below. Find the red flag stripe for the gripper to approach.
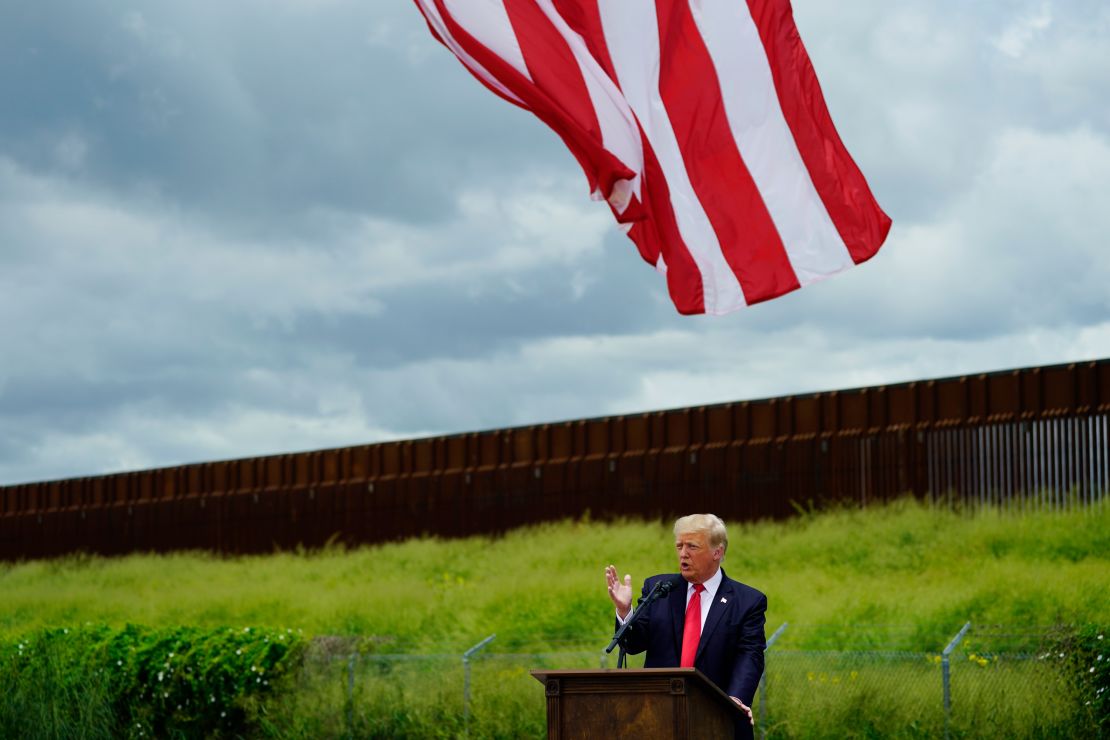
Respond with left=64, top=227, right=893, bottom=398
left=441, top=0, right=530, bottom=79
left=656, top=0, right=800, bottom=306
left=746, top=0, right=892, bottom=264
left=415, top=0, right=527, bottom=108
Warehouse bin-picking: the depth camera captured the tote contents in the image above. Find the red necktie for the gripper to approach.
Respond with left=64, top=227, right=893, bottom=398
left=680, top=583, right=705, bottom=667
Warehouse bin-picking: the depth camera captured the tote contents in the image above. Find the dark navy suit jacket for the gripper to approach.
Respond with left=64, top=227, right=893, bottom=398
left=618, top=569, right=767, bottom=705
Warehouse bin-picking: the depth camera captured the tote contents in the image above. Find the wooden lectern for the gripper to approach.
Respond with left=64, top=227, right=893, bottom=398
left=530, top=668, right=743, bottom=739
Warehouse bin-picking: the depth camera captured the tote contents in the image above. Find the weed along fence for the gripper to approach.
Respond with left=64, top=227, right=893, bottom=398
left=1, top=359, right=1108, bottom=559
left=286, top=623, right=1098, bottom=739
left=752, top=623, right=1091, bottom=739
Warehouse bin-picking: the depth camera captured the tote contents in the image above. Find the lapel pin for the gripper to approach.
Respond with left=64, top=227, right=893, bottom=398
left=720, top=597, right=728, bottom=604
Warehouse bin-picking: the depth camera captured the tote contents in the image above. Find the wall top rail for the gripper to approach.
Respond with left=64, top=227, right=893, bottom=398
left=1, top=358, right=1106, bottom=496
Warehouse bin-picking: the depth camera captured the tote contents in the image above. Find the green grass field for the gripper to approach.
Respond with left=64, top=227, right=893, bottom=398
left=3, top=497, right=1106, bottom=647
left=2, top=497, right=1107, bottom=737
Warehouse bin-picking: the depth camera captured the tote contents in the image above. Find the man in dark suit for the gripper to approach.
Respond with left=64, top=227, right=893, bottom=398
left=606, top=513, right=766, bottom=738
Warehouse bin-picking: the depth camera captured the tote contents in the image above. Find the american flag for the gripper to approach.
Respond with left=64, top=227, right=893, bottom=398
left=413, top=0, right=892, bottom=315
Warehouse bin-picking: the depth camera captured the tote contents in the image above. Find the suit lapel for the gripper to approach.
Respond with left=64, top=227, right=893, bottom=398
left=695, top=571, right=733, bottom=662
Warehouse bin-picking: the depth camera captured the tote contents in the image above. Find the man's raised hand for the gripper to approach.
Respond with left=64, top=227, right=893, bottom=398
left=605, top=564, right=633, bottom=620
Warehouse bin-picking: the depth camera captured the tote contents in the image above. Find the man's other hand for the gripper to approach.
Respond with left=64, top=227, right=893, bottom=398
left=730, top=696, right=754, bottom=725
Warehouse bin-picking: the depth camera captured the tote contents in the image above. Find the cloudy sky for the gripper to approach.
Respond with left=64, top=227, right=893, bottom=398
left=1, top=1, right=1107, bottom=485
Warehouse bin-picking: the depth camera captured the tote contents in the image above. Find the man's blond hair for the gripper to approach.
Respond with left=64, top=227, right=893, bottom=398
left=673, top=513, right=728, bottom=557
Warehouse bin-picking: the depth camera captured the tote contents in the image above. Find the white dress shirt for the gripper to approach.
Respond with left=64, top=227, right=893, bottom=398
left=686, top=567, right=723, bottom=632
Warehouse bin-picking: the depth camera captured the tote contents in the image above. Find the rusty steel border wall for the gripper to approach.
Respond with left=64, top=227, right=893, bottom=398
left=1, top=359, right=1107, bottom=560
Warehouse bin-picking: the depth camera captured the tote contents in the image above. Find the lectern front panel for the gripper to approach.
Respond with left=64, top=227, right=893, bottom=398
left=537, top=670, right=735, bottom=740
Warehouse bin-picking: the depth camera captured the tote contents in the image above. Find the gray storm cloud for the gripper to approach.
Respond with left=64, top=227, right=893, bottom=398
left=1, top=0, right=1107, bottom=484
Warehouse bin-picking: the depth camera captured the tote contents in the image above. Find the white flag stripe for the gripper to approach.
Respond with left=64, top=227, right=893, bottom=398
left=414, top=0, right=525, bottom=105
left=441, top=0, right=532, bottom=82
left=598, top=2, right=746, bottom=314
left=534, top=0, right=644, bottom=212
left=690, top=1, right=854, bottom=285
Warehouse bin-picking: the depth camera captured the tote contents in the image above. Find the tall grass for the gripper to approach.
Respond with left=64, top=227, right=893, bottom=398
left=2, top=498, right=1106, bottom=649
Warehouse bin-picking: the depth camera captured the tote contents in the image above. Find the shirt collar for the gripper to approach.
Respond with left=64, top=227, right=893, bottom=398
left=689, top=567, right=723, bottom=600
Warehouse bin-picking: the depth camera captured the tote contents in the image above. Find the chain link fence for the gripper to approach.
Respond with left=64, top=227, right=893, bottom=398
left=275, top=625, right=1094, bottom=739
left=756, top=623, right=1089, bottom=739
left=273, top=637, right=604, bottom=738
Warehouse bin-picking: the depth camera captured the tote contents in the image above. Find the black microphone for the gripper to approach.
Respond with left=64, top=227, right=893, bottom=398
left=657, top=576, right=683, bottom=599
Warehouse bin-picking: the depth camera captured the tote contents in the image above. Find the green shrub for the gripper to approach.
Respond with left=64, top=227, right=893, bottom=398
left=1055, top=624, right=1109, bottom=735
left=0, top=625, right=305, bottom=739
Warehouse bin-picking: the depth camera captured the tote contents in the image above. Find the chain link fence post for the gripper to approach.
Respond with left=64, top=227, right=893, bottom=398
left=759, top=622, right=788, bottom=739
left=942, top=622, right=971, bottom=739
left=462, top=634, right=495, bottom=738
left=345, top=652, right=357, bottom=740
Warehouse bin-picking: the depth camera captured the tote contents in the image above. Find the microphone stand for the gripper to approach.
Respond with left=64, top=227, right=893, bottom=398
left=605, top=579, right=675, bottom=668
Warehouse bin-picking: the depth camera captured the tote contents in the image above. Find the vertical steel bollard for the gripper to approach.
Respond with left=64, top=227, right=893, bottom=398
left=942, top=622, right=971, bottom=739
left=462, top=634, right=496, bottom=739
left=759, top=622, right=788, bottom=740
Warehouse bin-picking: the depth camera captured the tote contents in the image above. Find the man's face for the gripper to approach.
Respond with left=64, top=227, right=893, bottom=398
left=675, top=529, right=722, bottom=584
